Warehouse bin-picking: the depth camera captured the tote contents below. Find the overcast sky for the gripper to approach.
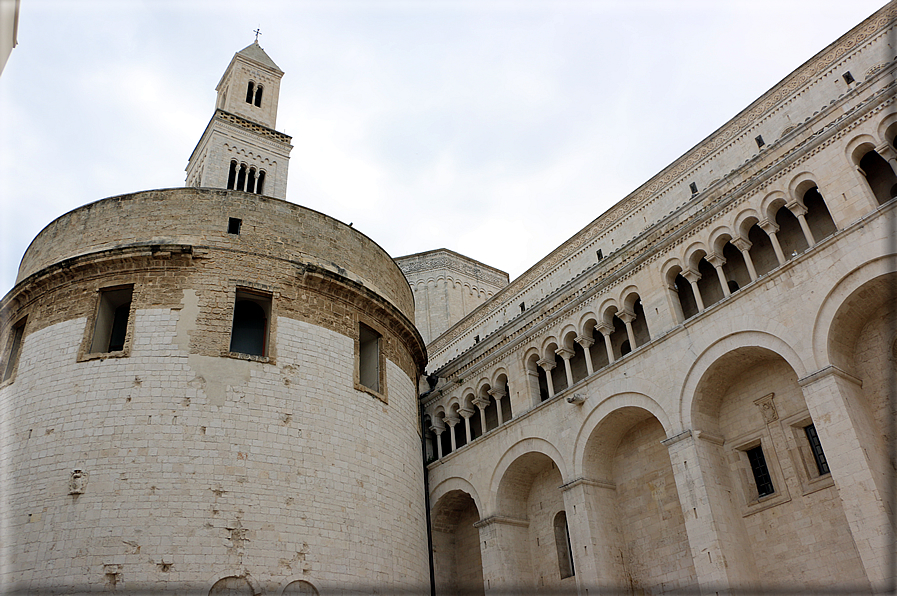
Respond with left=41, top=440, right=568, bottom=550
left=0, top=0, right=888, bottom=295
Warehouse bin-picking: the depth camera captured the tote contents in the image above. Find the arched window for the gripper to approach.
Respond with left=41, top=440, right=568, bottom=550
left=245, top=81, right=255, bottom=104
left=256, top=170, right=266, bottom=195
left=254, top=85, right=263, bottom=107
left=236, top=163, right=247, bottom=191
left=247, top=167, right=257, bottom=193
left=226, top=160, right=237, bottom=190
left=774, top=205, right=808, bottom=259
left=554, top=511, right=575, bottom=579
left=802, top=187, right=837, bottom=240
left=859, top=150, right=897, bottom=205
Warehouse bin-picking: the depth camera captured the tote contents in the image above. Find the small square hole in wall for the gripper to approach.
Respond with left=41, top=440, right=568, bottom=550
left=755, top=135, right=765, bottom=149
left=842, top=71, right=854, bottom=84
left=228, top=218, right=242, bottom=235
left=689, top=182, right=698, bottom=195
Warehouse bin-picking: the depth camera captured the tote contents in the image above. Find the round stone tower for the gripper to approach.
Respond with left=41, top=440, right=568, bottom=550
left=0, top=188, right=429, bottom=594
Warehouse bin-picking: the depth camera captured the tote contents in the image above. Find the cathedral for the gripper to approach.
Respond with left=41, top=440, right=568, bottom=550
left=1, top=4, right=895, bottom=595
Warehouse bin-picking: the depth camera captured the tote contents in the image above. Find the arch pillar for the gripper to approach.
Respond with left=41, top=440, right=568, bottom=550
left=575, top=335, right=595, bottom=375
left=798, top=365, right=894, bottom=588
left=474, top=516, right=532, bottom=595
left=459, top=406, right=475, bottom=444
left=559, top=477, right=627, bottom=592
left=488, top=388, right=507, bottom=426
left=682, top=268, right=705, bottom=311
left=617, top=309, right=637, bottom=349
left=473, top=396, right=490, bottom=436
left=555, top=347, right=575, bottom=388
left=596, top=322, right=615, bottom=364
left=537, top=358, right=556, bottom=397
left=731, top=237, right=758, bottom=281
left=663, top=430, right=759, bottom=590
left=787, top=201, right=816, bottom=246
left=758, top=219, right=786, bottom=265
left=706, top=253, right=731, bottom=298
left=430, top=420, right=445, bottom=459
left=445, top=414, right=460, bottom=452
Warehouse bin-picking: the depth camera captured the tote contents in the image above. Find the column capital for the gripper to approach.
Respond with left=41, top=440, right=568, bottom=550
left=681, top=267, right=701, bottom=284
left=444, top=414, right=460, bottom=427
left=705, top=253, right=726, bottom=268
left=555, top=347, right=575, bottom=361
left=595, top=322, right=614, bottom=336
left=458, top=406, right=476, bottom=419
left=472, top=396, right=490, bottom=410
left=758, top=219, right=779, bottom=234
left=616, top=309, right=636, bottom=324
left=429, top=421, right=445, bottom=434
left=875, top=142, right=896, bottom=161
left=575, top=335, right=595, bottom=348
left=731, top=237, right=752, bottom=252
left=786, top=200, right=808, bottom=217
left=487, top=388, right=507, bottom=400
left=537, top=358, right=556, bottom=371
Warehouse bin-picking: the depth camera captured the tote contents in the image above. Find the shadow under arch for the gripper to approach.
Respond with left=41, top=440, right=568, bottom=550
left=572, top=392, right=673, bottom=478
left=490, top=437, right=567, bottom=517
left=431, top=476, right=484, bottom=518
left=679, top=330, right=807, bottom=431
left=430, top=481, right=486, bottom=596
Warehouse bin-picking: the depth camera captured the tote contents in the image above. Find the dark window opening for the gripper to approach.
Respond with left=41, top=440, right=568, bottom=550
left=359, top=322, right=381, bottom=393
left=842, top=71, right=854, bottom=84
left=227, top=160, right=237, bottom=190
left=554, top=511, right=575, bottom=579
left=2, top=318, right=26, bottom=382
left=228, top=218, right=242, bottom=235
left=237, top=163, right=247, bottom=192
left=804, top=424, right=830, bottom=476
left=755, top=135, right=765, bottom=148
left=803, top=187, right=837, bottom=241
left=596, top=249, right=603, bottom=260
left=674, top=273, right=699, bottom=320
left=859, top=150, right=897, bottom=205
left=474, top=335, right=480, bottom=344
left=746, top=445, right=775, bottom=498
left=520, top=302, right=525, bottom=313
left=254, top=85, right=263, bottom=107
left=230, top=291, right=270, bottom=357
left=689, top=182, right=698, bottom=195
left=256, top=170, right=266, bottom=195
left=245, top=81, right=255, bottom=104
left=727, top=280, right=740, bottom=293
left=247, top=167, right=257, bottom=193
left=620, top=340, right=631, bottom=356
left=90, top=287, right=133, bottom=353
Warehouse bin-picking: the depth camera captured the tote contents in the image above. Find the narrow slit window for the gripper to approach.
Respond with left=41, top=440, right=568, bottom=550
left=229, top=290, right=270, bottom=357
left=90, top=287, right=133, bottom=353
left=746, top=445, right=775, bottom=498
left=358, top=322, right=381, bottom=393
left=755, top=135, right=765, bottom=148
left=254, top=85, right=263, bottom=107
left=256, top=170, right=266, bottom=195
left=554, top=511, right=575, bottom=579
left=2, top=318, right=26, bottom=382
left=689, top=182, right=699, bottom=195
left=226, top=160, right=237, bottom=190
left=804, top=424, right=830, bottom=476
left=245, top=81, right=255, bottom=103
left=842, top=71, right=854, bottom=84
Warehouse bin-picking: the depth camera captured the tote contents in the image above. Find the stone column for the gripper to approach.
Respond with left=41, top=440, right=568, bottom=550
left=616, top=309, right=638, bottom=349
left=596, top=322, right=615, bottom=364
left=787, top=201, right=816, bottom=247
left=876, top=142, right=897, bottom=177
left=758, top=219, right=786, bottom=265
left=537, top=358, right=556, bottom=398
left=430, top=420, right=445, bottom=459
left=666, top=282, right=686, bottom=323
left=488, top=388, right=507, bottom=426
left=706, top=253, right=731, bottom=298
left=663, top=429, right=759, bottom=590
left=555, top=347, right=575, bottom=388
left=475, top=516, right=532, bottom=595
left=798, top=366, right=894, bottom=588
left=731, top=237, right=758, bottom=281
left=560, top=477, right=628, bottom=593
left=682, top=268, right=705, bottom=311
left=445, top=414, right=460, bottom=453
left=575, top=336, right=595, bottom=375
left=473, top=395, right=490, bottom=435
left=459, top=406, right=475, bottom=444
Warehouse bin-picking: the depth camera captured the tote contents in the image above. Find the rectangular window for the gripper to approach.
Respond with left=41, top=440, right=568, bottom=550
left=2, top=318, right=26, bottom=382
left=358, top=322, right=381, bottom=393
left=746, top=445, right=775, bottom=498
left=229, top=289, right=271, bottom=357
left=803, top=424, right=830, bottom=476
left=90, top=286, right=133, bottom=353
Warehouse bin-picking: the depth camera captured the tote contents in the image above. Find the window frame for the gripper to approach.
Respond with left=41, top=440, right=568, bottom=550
left=355, top=319, right=387, bottom=403
left=1, top=316, right=27, bottom=384
left=782, top=412, right=835, bottom=496
left=227, top=288, right=274, bottom=363
left=79, top=285, right=135, bottom=360
left=729, top=432, right=791, bottom=516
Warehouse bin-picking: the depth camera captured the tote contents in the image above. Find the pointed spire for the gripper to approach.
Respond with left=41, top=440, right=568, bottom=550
left=236, top=41, right=282, bottom=73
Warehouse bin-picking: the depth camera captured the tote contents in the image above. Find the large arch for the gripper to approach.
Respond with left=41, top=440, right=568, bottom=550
left=679, top=330, right=808, bottom=431
left=491, top=437, right=568, bottom=509
left=431, top=485, right=485, bottom=596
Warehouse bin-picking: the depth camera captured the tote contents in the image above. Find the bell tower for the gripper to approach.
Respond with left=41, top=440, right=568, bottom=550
left=186, top=41, right=293, bottom=199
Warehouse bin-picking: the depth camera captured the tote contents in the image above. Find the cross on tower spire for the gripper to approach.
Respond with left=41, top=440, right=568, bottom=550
left=253, top=28, right=261, bottom=43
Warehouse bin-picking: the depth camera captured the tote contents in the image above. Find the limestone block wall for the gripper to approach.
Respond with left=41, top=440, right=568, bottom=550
left=0, top=189, right=429, bottom=593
